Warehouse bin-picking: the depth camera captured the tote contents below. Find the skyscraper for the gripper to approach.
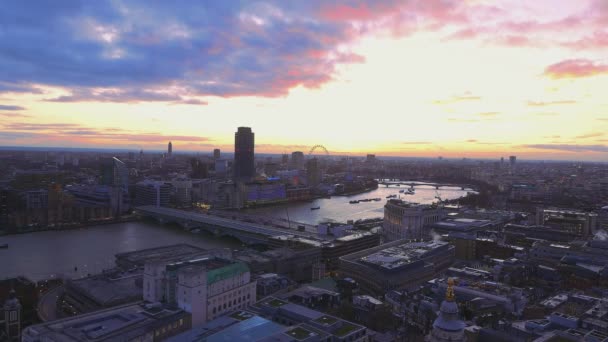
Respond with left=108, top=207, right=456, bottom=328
left=168, top=141, right=173, bottom=156
left=213, top=148, right=221, bottom=159
left=100, top=157, right=129, bottom=193
left=509, top=155, right=516, bottom=166
left=234, top=127, right=255, bottom=180
left=291, top=151, right=305, bottom=170
left=306, top=158, right=321, bottom=187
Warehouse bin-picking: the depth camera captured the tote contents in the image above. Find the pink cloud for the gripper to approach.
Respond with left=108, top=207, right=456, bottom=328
left=544, top=59, right=608, bottom=79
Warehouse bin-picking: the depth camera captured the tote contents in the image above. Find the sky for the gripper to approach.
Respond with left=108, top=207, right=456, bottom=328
left=1, top=0, right=608, bottom=161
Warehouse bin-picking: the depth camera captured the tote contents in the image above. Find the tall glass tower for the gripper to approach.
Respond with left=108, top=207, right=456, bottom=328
left=234, top=127, right=255, bottom=180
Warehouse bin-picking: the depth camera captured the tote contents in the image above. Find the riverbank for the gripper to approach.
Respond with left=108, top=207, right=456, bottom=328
left=0, top=216, right=140, bottom=236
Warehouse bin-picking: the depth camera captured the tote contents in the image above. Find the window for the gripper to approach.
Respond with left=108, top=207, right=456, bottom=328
left=213, top=307, right=216, bottom=314
left=179, top=319, right=184, bottom=326
left=10, top=311, right=17, bottom=321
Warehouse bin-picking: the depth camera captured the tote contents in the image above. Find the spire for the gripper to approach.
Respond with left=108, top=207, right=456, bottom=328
left=446, top=278, right=455, bottom=302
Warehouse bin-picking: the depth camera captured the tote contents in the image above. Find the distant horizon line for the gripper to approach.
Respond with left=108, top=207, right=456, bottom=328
left=1, top=145, right=606, bottom=164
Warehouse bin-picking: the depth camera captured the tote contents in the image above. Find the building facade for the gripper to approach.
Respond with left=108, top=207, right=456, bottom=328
left=144, top=257, right=256, bottom=326
left=234, top=127, right=255, bottom=180
left=135, top=180, right=171, bottom=207
left=383, top=200, right=445, bottom=242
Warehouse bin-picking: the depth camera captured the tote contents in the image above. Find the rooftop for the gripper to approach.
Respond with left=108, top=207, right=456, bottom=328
left=115, top=243, right=207, bottom=267
left=167, top=312, right=284, bottom=342
left=285, top=326, right=316, bottom=340
left=360, top=241, right=449, bottom=270
left=68, top=270, right=142, bottom=307
left=386, top=199, right=439, bottom=210
left=23, top=302, right=186, bottom=342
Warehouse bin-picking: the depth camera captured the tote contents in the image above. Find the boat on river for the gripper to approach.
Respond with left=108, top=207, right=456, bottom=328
left=310, top=206, right=321, bottom=210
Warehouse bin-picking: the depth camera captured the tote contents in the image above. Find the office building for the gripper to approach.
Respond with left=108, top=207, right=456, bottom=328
left=115, top=244, right=208, bottom=269
left=99, top=157, right=129, bottom=216
left=169, top=178, right=192, bottom=207
left=22, top=302, right=190, bottom=342
left=65, top=184, right=130, bottom=220
left=144, top=257, right=256, bottom=325
left=536, top=207, right=598, bottom=238
left=100, top=157, right=128, bottom=194
left=135, top=180, right=171, bottom=207
left=255, top=298, right=370, bottom=341
left=509, top=155, right=516, bottom=166
left=383, top=199, right=444, bottom=242
left=63, top=270, right=143, bottom=314
left=168, top=141, right=173, bottom=156
left=213, top=148, right=220, bottom=159
left=339, top=240, right=455, bottom=294
left=306, top=158, right=321, bottom=187
left=241, top=181, right=287, bottom=207
left=234, top=127, right=255, bottom=180
left=291, top=151, right=305, bottom=170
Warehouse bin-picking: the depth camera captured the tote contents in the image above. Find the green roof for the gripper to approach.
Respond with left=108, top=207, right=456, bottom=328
left=266, top=298, right=287, bottom=307
left=207, top=262, right=249, bottom=285
left=314, top=315, right=338, bottom=325
left=334, top=323, right=358, bottom=337
left=229, top=311, right=254, bottom=321
left=286, top=327, right=315, bottom=340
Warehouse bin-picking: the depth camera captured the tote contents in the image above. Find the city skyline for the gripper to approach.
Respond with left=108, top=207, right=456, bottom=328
left=1, top=1, right=608, bottom=161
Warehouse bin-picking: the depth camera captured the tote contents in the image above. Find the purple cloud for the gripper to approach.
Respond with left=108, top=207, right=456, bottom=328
left=0, top=105, right=25, bottom=111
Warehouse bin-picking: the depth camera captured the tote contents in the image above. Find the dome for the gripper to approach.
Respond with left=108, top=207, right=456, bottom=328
left=440, top=300, right=459, bottom=315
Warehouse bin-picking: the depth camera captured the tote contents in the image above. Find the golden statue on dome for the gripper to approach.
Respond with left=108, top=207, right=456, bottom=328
left=446, top=277, right=455, bottom=302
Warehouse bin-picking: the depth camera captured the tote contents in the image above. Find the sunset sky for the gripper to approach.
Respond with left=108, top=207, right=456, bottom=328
left=1, top=1, right=608, bottom=160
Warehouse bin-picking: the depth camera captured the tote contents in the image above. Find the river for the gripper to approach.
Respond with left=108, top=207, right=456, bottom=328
left=0, top=182, right=472, bottom=282
left=244, top=183, right=473, bottom=225
left=0, top=221, right=239, bottom=282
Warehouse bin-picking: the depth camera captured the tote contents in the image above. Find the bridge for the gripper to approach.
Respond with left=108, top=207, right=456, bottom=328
left=378, top=181, right=471, bottom=190
left=135, top=206, right=322, bottom=244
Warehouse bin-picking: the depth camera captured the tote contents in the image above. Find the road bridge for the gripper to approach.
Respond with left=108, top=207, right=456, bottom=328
left=135, top=206, right=322, bottom=244
left=378, top=181, right=471, bottom=190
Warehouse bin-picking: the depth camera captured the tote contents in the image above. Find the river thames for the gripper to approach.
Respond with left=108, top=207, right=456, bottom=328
left=245, top=183, right=473, bottom=225
left=0, top=182, right=471, bottom=281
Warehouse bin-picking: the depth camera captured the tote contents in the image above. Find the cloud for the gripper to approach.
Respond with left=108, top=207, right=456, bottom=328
left=0, top=112, right=30, bottom=118
left=575, top=132, right=604, bottom=139
left=0, top=105, right=25, bottom=111
left=544, top=59, right=608, bottom=79
left=172, top=98, right=209, bottom=105
left=524, top=144, right=608, bottom=153
left=478, top=112, right=499, bottom=117
left=527, top=100, right=576, bottom=107
left=401, top=141, right=432, bottom=145
left=1, top=1, right=606, bottom=103
left=447, top=118, right=479, bottom=123
left=433, top=92, right=481, bottom=105
left=465, top=139, right=477, bottom=143
left=45, top=89, right=183, bottom=103
left=1, top=122, right=211, bottom=145
left=0, top=1, right=393, bottom=100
